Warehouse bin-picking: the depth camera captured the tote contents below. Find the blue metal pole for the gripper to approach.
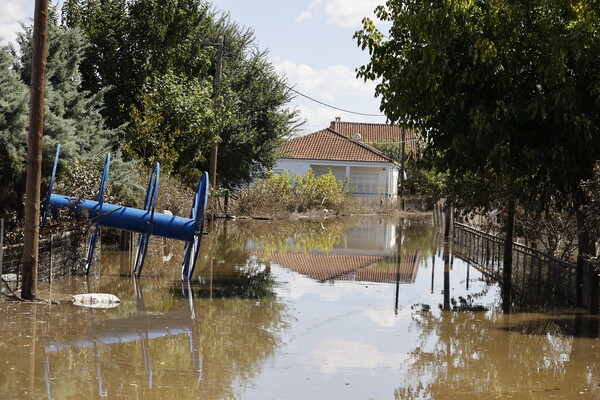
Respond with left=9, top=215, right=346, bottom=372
left=48, top=194, right=198, bottom=242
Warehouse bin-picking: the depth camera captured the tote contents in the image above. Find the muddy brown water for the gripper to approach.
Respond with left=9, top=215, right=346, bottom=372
left=1, top=217, right=600, bottom=399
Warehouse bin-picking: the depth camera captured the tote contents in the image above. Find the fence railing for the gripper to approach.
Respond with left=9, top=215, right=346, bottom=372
left=453, top=222, right=577, bottom=308
left=1, top=229, right=90, bottom=292
left=580, top=256, right=600, bottom=313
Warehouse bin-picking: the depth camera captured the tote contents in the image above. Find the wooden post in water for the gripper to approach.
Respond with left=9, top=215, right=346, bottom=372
left=589, top=260, right=600, bottom=313
left=443, top=202, right=452, bottom=240
left=502, top=196, right=516, bottom=313
left=394, top=220, right=402, bottom=314
left=399, top=128, right=406, bottom=211
left=443, top=242, right=451, bottom=311
left=0, top=219, right=4, bottom=279
left=576, top=255, right=584, bottom=308
left=21, top=0, right=50, bottom=300
left=209, top=35, right=224, bottom=191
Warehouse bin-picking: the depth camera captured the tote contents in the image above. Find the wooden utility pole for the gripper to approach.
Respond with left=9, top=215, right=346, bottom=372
left=209, top=35, right=224, bottom=190
left=21, top=0, right=50, bottom=300
left=399, top=127, right=406, bottom=211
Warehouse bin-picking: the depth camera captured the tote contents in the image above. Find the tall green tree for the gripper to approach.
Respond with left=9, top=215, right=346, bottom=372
left=124, top=70, right=218, bottom=174
left=0, top=10, right=140, bottom=231
left=0, top=45, right=29, bottom=225
left=62, top=0, right=214, bottom=129
left=357, top=0, right=600, bottom=210
left=202, top=20, right=299, bottom=189
left=63, top=0, right=299, bottom=188
left=355, top=0, right=600, bottom=308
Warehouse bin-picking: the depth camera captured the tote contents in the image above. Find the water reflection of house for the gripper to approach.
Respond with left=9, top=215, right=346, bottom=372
left=335, top=222, right=397, bottom=256
left=264, top=251, right=420, bottom=284
left=254, top=222, right=420, bottom=284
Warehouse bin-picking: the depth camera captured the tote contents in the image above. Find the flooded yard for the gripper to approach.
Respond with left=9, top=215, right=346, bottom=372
left=1, top=216, right=600, bottom=399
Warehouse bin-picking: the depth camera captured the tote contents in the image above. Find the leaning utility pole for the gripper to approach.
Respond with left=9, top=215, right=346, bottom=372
left=21, top=0, right=50, bottom=300
left=209, top=35, right=224, bottom=190
left=399, top=127, right=406, bottom=211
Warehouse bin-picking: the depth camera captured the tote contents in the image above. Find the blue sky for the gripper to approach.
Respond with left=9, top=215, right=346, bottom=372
left=1, top=0, right=388, bottom=134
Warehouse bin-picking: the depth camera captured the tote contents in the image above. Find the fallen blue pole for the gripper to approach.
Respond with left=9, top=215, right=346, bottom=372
left=43, top=144, right=209, bottom=279
left=47, top=195, right=198, bottom=241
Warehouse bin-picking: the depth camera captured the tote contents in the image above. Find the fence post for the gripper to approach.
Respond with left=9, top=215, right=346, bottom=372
left=576, top=255, right=585, bottom=308
left=0, top=218, right=3, bottom=279
left=589, top=261, right=600, bottom=314
left=49, top=233, right=53, bottom=283
left=444, top=204, right=452, bottom=240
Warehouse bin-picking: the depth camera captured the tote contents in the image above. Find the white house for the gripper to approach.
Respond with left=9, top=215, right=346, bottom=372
left=275, top=127, right=400, bottom=200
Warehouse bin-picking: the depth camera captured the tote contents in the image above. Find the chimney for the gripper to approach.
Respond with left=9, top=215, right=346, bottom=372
left=333, top=116, right=341, bottom=131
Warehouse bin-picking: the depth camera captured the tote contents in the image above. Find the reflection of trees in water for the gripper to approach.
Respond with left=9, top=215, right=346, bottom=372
left=193, top=220, right=278, bottom=299
left=395, top=309, right=600, bottom=399
left=30, top=292, right=287, bottom=399
left=7, top=224, right=289, bottom=399
left=399, top=217, right=434, bottom=258
left=194, top=257, right=275, bottom=299
left=235, top=218, right=353, bottom=256
left=234, top=216, right=433, bottom=258
left=98, top=230, right=186, bottom=280
left=193, top=296, right=287, bottom=399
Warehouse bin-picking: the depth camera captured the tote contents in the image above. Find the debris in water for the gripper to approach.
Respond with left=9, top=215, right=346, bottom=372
left=72, top=293, right=121, bottom=308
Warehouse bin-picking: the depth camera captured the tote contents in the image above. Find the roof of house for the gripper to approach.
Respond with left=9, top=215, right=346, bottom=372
left=261, top=251, right=420, bottom=284
left=330, top=119, right=417, bottom=153
left=279, top=128, right=397, bottom=164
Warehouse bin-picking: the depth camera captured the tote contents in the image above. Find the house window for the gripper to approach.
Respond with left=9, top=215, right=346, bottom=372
left=350, top=174, right=378, bottom=194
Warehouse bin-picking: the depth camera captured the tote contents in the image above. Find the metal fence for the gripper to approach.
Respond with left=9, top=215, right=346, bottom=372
left=1, top=229, right=90, bottom=291
left=453, top=222, right=577, bottom=308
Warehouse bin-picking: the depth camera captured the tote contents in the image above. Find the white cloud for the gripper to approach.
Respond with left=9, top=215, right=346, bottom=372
left=0, top=22, right=21, bottom=47
left=0, top=1, right=29, bottom=46
left=310, top=338, right=408, bottom=374
left=0, top=1, right=28, bottom=23
left=276, top=60, right=376, bottom=100
left=296, top=105, right=339, bottom=132
left=324, top=0, right=381, bottom=28
left=281, top=271, right=366, bottom=301
left=295, top=0, right=380, bottom=28
left=363, top=305, right=409, bottom=328
left=0, top=0, right=66, bottom=47
left=294, top=11, right=313, bottom=23
left=275, top=60, right=384, bottom=133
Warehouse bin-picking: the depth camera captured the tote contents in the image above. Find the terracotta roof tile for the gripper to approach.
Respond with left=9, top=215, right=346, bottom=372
left=261, top=251, right=420, bottom=284
left=330, top=120, right=417, bottom=154
left=279, top=128, right=396, bottom=163
left=348, top=252, right=420, bottom=283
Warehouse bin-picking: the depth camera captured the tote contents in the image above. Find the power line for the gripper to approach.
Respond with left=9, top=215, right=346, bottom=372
left=235, top=51, right=386, bottom=118
left=285, top=86, right=386, bottom=118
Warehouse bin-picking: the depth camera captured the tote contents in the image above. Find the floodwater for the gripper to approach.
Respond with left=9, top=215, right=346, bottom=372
left=2, top=216, right=600, bottom=399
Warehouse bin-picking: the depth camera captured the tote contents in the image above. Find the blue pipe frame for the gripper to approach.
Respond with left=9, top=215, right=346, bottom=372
left=43, top=145, right=209, bottom=280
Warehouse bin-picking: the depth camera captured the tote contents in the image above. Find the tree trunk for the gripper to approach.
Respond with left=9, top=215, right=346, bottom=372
left=502, top=195, right=516, bottom=313
left=576, top=207, right=595, bottom=256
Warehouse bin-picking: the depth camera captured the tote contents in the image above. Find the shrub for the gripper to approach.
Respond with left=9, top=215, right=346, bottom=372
left=236, top=169, right=353, bottom=217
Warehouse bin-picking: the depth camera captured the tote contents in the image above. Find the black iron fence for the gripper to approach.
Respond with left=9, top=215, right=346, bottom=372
left=453, top=222, right=578, bottom=308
